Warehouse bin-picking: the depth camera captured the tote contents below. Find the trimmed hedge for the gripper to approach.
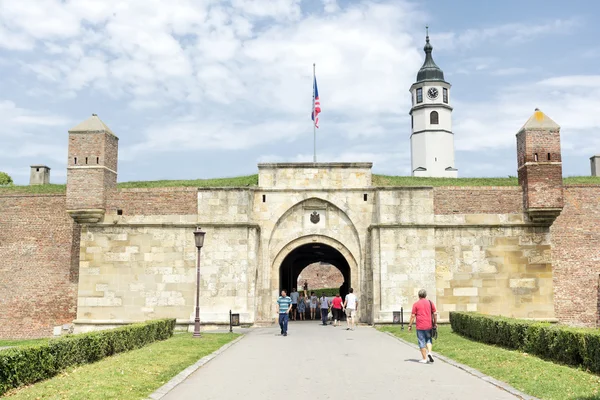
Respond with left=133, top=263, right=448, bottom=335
left=450, top=312, right=600, bottom=374
left=0, top=319, right=175, bottom=396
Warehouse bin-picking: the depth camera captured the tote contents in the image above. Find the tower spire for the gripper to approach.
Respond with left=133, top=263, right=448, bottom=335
left=416, top=26, right=444, bottom=82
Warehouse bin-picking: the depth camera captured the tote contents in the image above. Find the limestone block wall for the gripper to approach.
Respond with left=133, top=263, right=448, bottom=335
left=198, top=189, right=252, bottom=223
left=434, top=223, right=554, bottom=321
left=76, top=217, right=258, bottom=329
left=258, top=163, right=372, bottom=189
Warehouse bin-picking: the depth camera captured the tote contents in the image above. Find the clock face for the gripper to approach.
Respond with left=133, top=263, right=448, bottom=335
left=427, top=87, right=439, bottom=100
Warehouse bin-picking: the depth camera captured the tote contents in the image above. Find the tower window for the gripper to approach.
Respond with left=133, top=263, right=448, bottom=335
left=262, top=194, right=266, bottom=203
left=430, top=111, right=439, bottom=125
left=534, top=153, right=538, bottom=162
left=416, top=88, right=423, bottom=104
left=547, top=153, right=551, bottom=161
left=411, top=116, right=414, bottom=129
left=85, top=157, right=88, bottom=164
left=443, top=88, right=448, bottom=103
left=74, top=157, right=77, bottom=165
left=364, top=194, right=368, bottom=201
left=97, top=157, right=100, bottom=164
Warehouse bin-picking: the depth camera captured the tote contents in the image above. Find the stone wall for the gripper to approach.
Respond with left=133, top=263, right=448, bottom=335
left=258, top=163, right=372, bottom=189
left=107, top=188, right=198, bottom=216
left=75, top=213, right=259, bottom=329
left=0, top=194, right=79, bottom=338
left=434, top=187, right=523, bottom=214
left=297, top=263, right=344, bottom=290
left=551, top=185, right=600, bottom=327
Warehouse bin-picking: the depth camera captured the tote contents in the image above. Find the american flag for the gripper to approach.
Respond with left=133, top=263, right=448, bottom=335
left=312, top=76, right=321, bottom=128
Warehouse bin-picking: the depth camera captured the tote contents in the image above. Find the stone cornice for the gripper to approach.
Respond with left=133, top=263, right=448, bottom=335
left=68, top=165, right=118, bottom=174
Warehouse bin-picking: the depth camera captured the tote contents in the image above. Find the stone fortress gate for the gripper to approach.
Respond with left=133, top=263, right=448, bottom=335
left=60, top=111, right=565, bottom=332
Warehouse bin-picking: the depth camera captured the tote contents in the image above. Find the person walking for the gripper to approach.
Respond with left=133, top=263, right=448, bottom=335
left=343, top=288, right=358, bottom=330
left=331, top=293, right=344, bottom=327
left=408, top=289, right=437, bottom=363
left=298, top=293, right=307, bottom=320
left=277, top=290, right=292, bottom=336
left=290, top=288, right=300, bottom=321
left=309, top=291, right=318, bottom=320
left=319, top=293, right=329, bottom=326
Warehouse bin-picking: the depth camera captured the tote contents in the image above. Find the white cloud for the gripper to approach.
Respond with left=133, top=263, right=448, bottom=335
left=434, top=18, right=579, bottom=51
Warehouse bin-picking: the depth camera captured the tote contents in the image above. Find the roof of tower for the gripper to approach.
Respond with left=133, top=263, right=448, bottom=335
left=416, top=27, right=445, bottom=83
left=68, top=113, right=115, bottom=135
left=519, top=108, right=560, bottom=132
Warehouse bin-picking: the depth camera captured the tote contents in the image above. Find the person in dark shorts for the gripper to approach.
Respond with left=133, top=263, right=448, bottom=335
left=319, top=294, right=330, bottom=325
left=331, top=293, right=343, bottom=327
left=290, top=288, right=300, bottom=321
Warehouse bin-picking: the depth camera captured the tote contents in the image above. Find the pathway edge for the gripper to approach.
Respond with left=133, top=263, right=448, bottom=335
left=146, top=334, right=245, bottom=400
left=383, top=331, right=538, bottom=400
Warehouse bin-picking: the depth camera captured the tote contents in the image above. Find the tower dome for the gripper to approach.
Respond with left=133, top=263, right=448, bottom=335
left=416, top=28, right=445, bottom=83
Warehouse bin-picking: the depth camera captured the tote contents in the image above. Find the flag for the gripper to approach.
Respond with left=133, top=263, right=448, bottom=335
left=312, top=77, right=321, bottom=128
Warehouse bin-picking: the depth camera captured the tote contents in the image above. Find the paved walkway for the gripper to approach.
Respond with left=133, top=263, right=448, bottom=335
left=162, top=322, right=518, bottom=400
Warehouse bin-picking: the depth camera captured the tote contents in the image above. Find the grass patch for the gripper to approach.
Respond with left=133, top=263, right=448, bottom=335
left=2, top=174, right=599, bottom=194
left=378, top=325, right=600, bottom=400
left=117, top=174, right=259, bottom=189
left=0, top=339, right=49, bottom=348
left=563, top=176, right=600, bottom=185
left=372, top=175, right=520, bottom=187
left=4, top=332, right=238, bottom=400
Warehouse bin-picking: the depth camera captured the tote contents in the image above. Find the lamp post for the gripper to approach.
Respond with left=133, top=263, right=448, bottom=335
left=193, top=227, right=206, bottom=338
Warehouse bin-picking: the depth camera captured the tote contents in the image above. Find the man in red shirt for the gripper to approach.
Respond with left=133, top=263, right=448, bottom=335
left=408, top=289, right=437, bottom=363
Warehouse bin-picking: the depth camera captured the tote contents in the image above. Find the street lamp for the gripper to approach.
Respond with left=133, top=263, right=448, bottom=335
left=193, top=227, right=206, bottom=338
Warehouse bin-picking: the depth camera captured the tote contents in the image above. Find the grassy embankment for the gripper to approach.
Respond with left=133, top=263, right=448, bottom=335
left=2, top=174, right=599, bottom=194
left=378, top=325, right=600, bottom=400
left=3, top=333, right=239, bottom=400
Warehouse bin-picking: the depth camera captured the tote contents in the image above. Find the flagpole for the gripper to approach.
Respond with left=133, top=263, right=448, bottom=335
left=313, top=63, right=316, bottom=163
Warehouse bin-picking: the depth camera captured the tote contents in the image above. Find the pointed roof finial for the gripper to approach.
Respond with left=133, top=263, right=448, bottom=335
left=416, top=25, right=444, bottom=82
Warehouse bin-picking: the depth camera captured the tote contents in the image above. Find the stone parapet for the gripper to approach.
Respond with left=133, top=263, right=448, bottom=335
left=258, top=162, right=372, bottom=189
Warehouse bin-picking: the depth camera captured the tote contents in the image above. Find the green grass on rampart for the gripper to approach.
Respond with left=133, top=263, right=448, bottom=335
left=1, top=174, right=599, bottom=194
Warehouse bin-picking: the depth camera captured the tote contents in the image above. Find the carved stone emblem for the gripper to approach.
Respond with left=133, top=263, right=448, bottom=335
left=310, top=211, right=320, bottom=224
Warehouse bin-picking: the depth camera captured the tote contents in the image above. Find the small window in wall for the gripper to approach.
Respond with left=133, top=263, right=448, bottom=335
left=411, top=116, right=414, bottom=129
left=262, top=194, right=266, bottom=203
left=74, top=157, right=77, bottom=165
left=117, top=209, right=123, bottom=216
left=36, top=168, right=40, bottom=172
left=416, top=88, right=423, bottom=104
left=534, top=153, right=539, bottom=162
left=363, top=194, right=368, bottom=201
left=430, top=111, right=439, bottom=125
left=443, top=88, right=448, bottom=103
left=547, top=153, right=551, bottom=161
left=97, top=157, right=100, bottom=164
left=85, top=157, right=88, bottom=165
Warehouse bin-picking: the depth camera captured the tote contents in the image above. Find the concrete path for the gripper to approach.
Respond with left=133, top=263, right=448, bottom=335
left=162, top=322, right=518, bottom=400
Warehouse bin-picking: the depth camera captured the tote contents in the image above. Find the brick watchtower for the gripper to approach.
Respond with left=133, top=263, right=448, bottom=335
left=516, top=108, right=563, bottom=223
left=66, top=114, right=118, bottom=223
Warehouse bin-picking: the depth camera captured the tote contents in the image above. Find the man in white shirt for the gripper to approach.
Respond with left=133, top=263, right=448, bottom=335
left=343, top=288, right=358, bottom=331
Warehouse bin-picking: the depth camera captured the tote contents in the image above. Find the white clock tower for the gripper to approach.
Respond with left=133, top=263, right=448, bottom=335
left=409, top=29, right=457, bottom=177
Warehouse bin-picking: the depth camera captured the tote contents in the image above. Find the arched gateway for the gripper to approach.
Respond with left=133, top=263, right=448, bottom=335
left=273, top=235, right=359, bottom=312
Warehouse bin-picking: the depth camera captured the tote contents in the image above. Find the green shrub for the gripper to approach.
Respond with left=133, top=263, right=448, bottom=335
left=0, top=319, right=175, bottom=395
left=450, top=312, right=600, bottom=374
left=0, top=172, right=12, bottom=186
left=306, top=288, right=340, bottom=297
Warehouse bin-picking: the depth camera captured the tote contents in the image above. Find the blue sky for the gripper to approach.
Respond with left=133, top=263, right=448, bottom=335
left=1, top=0, right=599, bottom=185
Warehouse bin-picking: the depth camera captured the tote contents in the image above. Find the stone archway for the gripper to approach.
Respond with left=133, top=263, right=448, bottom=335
left=269, top=235, right=360, bottom=320
left=279, top=242, right=351, bottom=299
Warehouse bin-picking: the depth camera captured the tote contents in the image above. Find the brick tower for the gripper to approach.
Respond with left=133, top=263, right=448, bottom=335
left=516, top=108, right=563, bottom=223
left=66, top=114, right=118, bottom=223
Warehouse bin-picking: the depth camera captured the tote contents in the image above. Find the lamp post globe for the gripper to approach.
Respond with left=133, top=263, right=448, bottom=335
left=193, top=227, right=205, bottom=338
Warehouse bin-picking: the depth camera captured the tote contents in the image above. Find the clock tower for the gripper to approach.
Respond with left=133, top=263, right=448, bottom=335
left=409, top=29, right=457, bottom=177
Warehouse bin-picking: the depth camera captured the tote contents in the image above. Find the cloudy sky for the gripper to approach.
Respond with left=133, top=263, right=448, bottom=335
left=1, top=0, right=599, bottom=185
